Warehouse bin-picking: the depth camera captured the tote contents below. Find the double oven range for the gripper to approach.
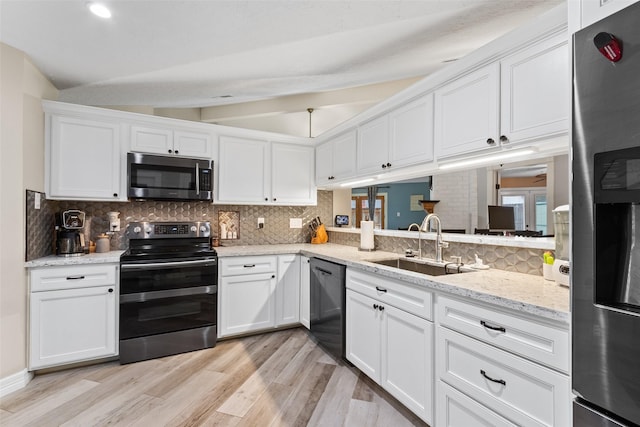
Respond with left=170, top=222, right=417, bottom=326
left=119, top=221, right=217, bottom=364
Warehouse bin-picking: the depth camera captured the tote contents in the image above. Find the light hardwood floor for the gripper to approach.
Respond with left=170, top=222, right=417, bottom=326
left=0, top=328, right=428, bottom=426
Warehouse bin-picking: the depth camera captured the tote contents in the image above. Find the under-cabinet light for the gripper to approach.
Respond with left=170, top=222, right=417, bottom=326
left=339, top=178, right=375, bottom=187
left=438, top=148, right=537, bottom=171
left=88, top=3, right=111, bottom=18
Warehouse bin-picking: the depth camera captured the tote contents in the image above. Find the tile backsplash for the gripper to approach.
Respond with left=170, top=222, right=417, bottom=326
left=25, top=190, right=332, bottom=260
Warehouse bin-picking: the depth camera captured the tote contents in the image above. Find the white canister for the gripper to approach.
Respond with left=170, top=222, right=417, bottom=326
left=95, top=234, right=110, bottom=253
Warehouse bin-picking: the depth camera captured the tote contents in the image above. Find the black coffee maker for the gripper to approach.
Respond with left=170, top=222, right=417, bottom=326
left=55, top=210, right=86, bottom=256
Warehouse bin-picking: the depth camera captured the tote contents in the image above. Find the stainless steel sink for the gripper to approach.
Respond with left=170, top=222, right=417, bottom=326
left=369, top=258, right=473, bottom=276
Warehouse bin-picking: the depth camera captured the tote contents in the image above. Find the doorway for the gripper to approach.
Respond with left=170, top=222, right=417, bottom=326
left=351, top=194, right=386, bottom=229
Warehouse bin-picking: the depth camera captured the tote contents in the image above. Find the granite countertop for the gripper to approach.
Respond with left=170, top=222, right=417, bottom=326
left=25, top=243, right=569, bottom=323
left=217, top=243, right=570, bottom=323
left=25, top=251, right=125, bottom=268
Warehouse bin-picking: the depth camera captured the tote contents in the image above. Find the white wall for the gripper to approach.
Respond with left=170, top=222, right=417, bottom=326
left=0, top=42, right=57, bottom=382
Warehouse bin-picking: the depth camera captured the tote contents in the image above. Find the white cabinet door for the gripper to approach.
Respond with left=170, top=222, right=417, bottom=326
left=217, top=135, right=270, bottom=203
left=299, top=256, right=311, bottom=329
left=316, top=130, right=357, bottom=186
left=276, top=255, right=301, bottom=326
left=357, top=115, right=390, bottom=175
left=219, top=272, right=276, bottom=337
left=435, top=63, right=500, bottom=159
left=580, top=0, right=637, bottom=28
left=271, top=143, right=316, bottom=205
left=389, top=94, right=434, bottom=168
left=346, top=290, right=382, bottom=383
left=315, top=141, right=333, bottom=186
left=332, top=130, right=357, bottom=181
left=131, top=126, right=213, bottom=158
left=500, top=33, right=569, bottom=145
left=30, top=285, right=117, bottom=369
left=130, top=125, right=173, bottom=155
left=48, top=115, right=124, bottom=201
left=382, top=304, right=434, bottom=425
left=173, top=130, right=213, bottom=158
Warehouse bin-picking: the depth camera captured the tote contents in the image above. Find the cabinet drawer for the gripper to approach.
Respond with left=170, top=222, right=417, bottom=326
left=437, top=381, right=516, bottom=427
left=346, top=269, right=432, bottom=320
left=220, top=256, right=277, bottom=277
left=30, top=264, right=117, bottom=292
left=437, top=327, right=570, bottom=427
left=436, top=295, right=569, bottom=373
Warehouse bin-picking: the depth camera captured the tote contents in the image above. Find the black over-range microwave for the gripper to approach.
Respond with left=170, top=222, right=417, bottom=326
left=127, top=152, right=213, bottom=201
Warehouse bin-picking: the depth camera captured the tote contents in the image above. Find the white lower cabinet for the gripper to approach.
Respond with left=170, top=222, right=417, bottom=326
left=435, top=295, right=570, bottom=427
left=29, top=264, right=118, bottom=370
left=437, top=381, right=516, bottom=427
left=276, top=255, right=300, bottom=327
left=346, top=269, right=434, bottom=425
left=219, top=255, right=302, bottom=337
left=299, top=255, right=311, bottom=329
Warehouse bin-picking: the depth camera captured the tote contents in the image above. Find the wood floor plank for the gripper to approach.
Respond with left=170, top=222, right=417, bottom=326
left=235, top=381, right=294, bottom=427
left=1, top=379, right=99, bottom=427
left=269, top=361, right=337, bottom=427
left=216, top=330, right=307, bottom=417
left=306, top=365, right=360, bottom=427
left=1, top=328, right=425, bottom=427
left=344, top=399, right=380, bottom=427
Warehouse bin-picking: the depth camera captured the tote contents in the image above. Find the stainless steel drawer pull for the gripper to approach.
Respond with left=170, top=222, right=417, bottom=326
left=375, top=286, right=387, bottom=293
left=66, top=275, right=85, bottom=280
left=480, top=369, right=506, bottom=386
left=480, top=320, right=506, bottom=333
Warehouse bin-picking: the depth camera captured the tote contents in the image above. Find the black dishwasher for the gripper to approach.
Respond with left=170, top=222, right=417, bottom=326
left=309, top=258, right=346, bottom=360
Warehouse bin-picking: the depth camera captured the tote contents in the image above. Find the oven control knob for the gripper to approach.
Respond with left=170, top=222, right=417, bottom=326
left=200, top=225, right=208, bottom=233
left=191, top=226, right=197, bottom=232
left=133, top=226, right=141, bottom=234
left=144, top=226, right=152, bottom=234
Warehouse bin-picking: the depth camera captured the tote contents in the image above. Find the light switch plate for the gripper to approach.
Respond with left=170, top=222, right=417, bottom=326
left=34, top=192, right=41, bottom=209
left=289, top=218, right=303, bottom=228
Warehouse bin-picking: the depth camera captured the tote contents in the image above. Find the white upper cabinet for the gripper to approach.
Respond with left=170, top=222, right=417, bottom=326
left=217, top=135, right=270, bottom=203
left=357, top=94, right=434, bottom=176
left=357, top=115, right=390, bottom=175
left=130, top=124, right=213, bottom=159
left=500, top=32, right=569, bottom=145
left=271, top=142, right=316, bottom=205
left=434, top=63, right=500, bottom=159
left=577, top=0, right=637, bottom=29
left=46, top=113, right=126, bottom=201
left=389, top=94, right=434, bottom=167
left=435, top=30, right=568, bottom=160
left=316, top=130, right=357, bottom=186
left=217, top=135, right=316, bottom=205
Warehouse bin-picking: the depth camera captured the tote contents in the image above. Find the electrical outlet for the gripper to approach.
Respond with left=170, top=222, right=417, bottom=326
left=289, top=218, right=302, bottom=228
left=258, top=217, right=265, bottom=229
left=34, top=192, right=41, bottom=210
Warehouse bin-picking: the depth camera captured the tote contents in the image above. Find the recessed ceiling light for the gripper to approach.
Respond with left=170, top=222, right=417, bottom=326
left=88, top=3, right=111, bottom=19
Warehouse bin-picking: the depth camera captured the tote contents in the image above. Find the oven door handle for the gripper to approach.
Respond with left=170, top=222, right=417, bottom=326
left=120, top=285, right=217, bottom=303
left=121, top=259, right=217, bottom=270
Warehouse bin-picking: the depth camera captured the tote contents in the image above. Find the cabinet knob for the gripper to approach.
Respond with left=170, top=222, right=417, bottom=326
left=168, top=149, right=173, bottom=153
left=175, top=150, right=179, bottom=154
left=273, top=198, right=277, bottom=201
left=378, top=305, right=384, bottom=311
left=271, top=275, right=276, bottom=279
left=381, top=164, right=387, bottom=169
left=265, top=198, right=268, bottom=201
left=373, top=304, right=379, bottom=309
left=486, top=138, right=495, bottom=145
left=499, top=135, right=509, bottom=144
left=108, top=288, right=114, bottom=293
left=386, top=162, right=391, bottom=168
left=113, top=193, right=118, bottom=198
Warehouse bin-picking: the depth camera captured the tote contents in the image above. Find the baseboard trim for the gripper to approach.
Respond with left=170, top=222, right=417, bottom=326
left=0, top=369, right=33, bottom=398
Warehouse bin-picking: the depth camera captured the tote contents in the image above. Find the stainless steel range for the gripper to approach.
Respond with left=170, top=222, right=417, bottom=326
left=119, top=221, right=217, bottom=364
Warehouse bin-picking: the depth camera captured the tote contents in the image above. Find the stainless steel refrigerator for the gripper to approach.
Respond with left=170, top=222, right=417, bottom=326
left=573, top=2, right=640, bottom=426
